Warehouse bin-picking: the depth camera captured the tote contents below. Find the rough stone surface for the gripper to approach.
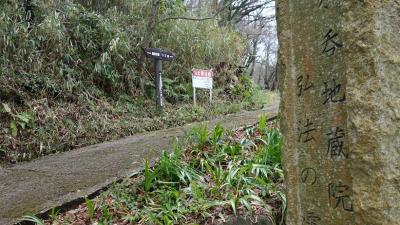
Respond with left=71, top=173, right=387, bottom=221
left=277, top=1, right=400, bottom=225
left=220, top=216, right=273, bottom=225
left=0, top=102, right=279, bottom=225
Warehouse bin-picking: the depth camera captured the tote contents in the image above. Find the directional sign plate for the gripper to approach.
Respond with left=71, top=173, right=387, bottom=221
left=144, top=48, right=176, bottom=61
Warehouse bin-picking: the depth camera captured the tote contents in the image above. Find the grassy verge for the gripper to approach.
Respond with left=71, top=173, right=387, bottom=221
left=0, top=85, right=278, bottom=163
left=27, top=115, right=285, bottom=225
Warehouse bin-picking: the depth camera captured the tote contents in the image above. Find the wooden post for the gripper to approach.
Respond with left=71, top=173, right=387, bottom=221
left=155, top=59, right=163, bottom=113
left=193, top=87, right=197, bottom=106
left=209, top=89, right=212, bottom=105
left=143, top=48, right=176, bottom=114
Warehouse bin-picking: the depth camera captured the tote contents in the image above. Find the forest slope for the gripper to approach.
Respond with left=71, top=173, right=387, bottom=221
left=0, top=1, right=273, bottom=163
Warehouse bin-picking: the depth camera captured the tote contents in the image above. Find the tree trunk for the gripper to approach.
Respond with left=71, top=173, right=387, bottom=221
left=249, top=35, right=259, bottom=77
left=259, top=45, right=269, bottom=86
left=263, top=42, right=271, bottom=88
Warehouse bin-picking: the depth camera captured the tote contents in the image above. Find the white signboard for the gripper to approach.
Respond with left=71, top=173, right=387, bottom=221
left=192, top=69, right=213, bottom=105
left=192, top=69, right=213, bottom=89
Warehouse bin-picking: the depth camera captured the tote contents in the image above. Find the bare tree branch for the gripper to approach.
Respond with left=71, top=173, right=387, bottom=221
left=159, top=16, right=217, bottom=23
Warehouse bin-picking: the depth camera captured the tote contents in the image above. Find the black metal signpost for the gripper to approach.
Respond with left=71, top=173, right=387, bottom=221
left=144, top=48, right=176, bottom=113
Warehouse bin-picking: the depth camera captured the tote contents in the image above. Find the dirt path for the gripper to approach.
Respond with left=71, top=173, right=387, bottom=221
left=0, top=102, right=278, bottom=225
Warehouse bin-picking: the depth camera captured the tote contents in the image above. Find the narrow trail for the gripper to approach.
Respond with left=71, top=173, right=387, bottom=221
left=0, top=102, right=279, bottom=225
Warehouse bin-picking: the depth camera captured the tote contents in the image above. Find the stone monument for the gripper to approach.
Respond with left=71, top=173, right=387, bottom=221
left=276, top=1, right=400, bottom=224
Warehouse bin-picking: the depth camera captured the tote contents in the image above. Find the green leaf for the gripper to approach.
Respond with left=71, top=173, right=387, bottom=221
left=2, top=103, right=12, bottom=114
left=258, top=114, right=267, bottom=131
left=144, top=159, right=156, bottom=192
left=21, top=215, right=45, bottom=225
left=10, top=121, right=17, bottom=137
left=229, top=198, right=237, bottom=215
left=248, top=194, right=264, bottom=203
left=239, top=197, right=252, bottom=213
left=18, top=121, right=26, bottom=129
left=85, top=197, right=95, bottom=219
left=17, top=113, right=32, bottom=124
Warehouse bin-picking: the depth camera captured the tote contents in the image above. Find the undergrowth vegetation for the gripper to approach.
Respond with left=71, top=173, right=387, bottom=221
left=0, top=1, right=275, bottom=163
left=37, top=116, right=285, bottom=225
left=0, top=83, right=273, bottom=163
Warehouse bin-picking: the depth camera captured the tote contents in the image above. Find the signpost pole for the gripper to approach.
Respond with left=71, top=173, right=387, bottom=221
left=193, top=87, right=196, bottom=106
left=155, top=59, right=163, bottom=113
left=209, top=89, right=212, bottom=105
left=143, top=47, right=175, bottom=114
